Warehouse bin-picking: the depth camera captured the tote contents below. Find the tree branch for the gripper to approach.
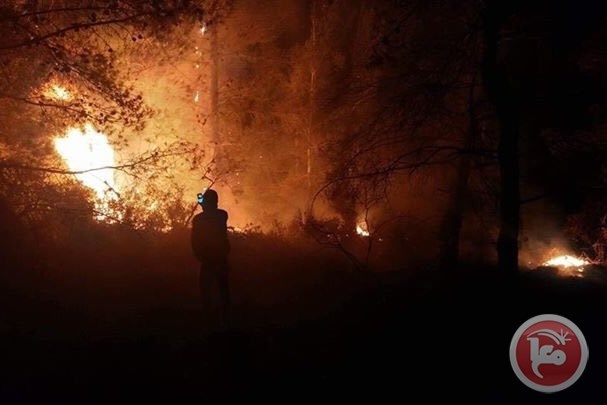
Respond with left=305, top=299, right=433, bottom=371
left=0, top=150, right=185, bottom=176
left=0, top=6, right=132, bottom=21
left=0, top=92, right=81, bottom=113
left=0, top=13, right=148, bottom=50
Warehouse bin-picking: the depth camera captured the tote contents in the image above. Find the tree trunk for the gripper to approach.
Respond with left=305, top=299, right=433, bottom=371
left=306, top=0, right=316, bottom=213
left=210, top=23, right=219, bottom=145
left=496, top=108, right=520, bottom=273
left=482, top=2, right=520, bottom=273
left=438, top=133, right=473, bottom=272
left=438, top=76, right=477, bottom=272
left=209, top=21, right=223, bottom=180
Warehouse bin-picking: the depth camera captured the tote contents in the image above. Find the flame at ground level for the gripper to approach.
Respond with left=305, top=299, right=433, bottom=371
left=543, top=255, right=590, bottom=268
left=54, top=123, right=118, bottom=203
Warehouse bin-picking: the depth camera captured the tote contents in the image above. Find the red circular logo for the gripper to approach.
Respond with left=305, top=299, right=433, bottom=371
left=510, top=314, right=589, bottom=393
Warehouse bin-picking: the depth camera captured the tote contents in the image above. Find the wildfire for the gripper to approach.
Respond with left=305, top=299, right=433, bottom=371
left=356, top=221, right=370, bottom=237
left=543, top=255, right=590, bottom=268
left=54, top=123, right=118, bottom=203
left=43, top=83, right=72, bottom=101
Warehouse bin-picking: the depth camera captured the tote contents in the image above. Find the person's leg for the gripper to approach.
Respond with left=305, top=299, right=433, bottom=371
left=218, top=263, right=230, bottom=328
left=199, top=265, right=212, bottom=318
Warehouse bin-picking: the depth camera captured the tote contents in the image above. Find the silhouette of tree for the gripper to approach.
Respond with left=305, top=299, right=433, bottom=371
left=316, top=0, right=607, bottom=273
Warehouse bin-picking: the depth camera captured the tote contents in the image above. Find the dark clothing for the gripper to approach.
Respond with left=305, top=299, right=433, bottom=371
left=199, top=261, right=230, bottom=324
left=191, top=207, right=231, bottom=326
left=191, top=208, right=230, bottom=264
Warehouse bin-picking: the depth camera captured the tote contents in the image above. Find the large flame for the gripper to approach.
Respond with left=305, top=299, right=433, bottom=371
left=54, top=123, right=118, bottom=202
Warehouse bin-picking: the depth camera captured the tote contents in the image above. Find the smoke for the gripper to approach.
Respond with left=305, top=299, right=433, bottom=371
left=519, top=199, right=578, bottom=268
left=105, top=0, right=316, bottom=231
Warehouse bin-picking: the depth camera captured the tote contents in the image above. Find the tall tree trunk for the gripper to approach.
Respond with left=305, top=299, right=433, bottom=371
left=307, top=0, right=316, bottom=198
left=438, top=118, right=475, bottom=272
left=301, top=0, right=317, bottom=225
left=439, top=153, right=471, bottom=272
left=210, top=22, right=220, bottom=166
left=496, top=107, right=520, bottom=273
left=439, top=73, right=478, bottom=272
left=482, top=2, right=520, bottom=273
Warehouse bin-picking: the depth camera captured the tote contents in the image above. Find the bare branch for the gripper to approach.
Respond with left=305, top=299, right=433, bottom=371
left=0, top=6, right=133, bottom=21
left=0, top=92, right=82, bottom=113
left=0, top=13, right=148, bottom=50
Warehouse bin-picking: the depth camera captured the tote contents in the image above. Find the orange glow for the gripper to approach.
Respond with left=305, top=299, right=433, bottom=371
left=43, top=83, right=72, bottom=101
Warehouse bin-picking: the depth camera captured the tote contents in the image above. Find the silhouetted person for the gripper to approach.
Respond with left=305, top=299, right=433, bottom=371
left=191, top=189, right=231, bottom=327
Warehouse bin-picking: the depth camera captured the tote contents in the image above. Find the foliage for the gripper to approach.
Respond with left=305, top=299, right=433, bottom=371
left=0, top=0, right=224, bottom=232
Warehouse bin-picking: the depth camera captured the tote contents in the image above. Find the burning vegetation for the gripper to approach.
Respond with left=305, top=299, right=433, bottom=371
left=54, top=124, right=117, bottom=200
left=3, top=1, right=607, bottom=401
left=541, top=254, right=592, bottom=278
left=0, top=0, right=606, bottom=272
left=543, top=255, right=590, bottom=269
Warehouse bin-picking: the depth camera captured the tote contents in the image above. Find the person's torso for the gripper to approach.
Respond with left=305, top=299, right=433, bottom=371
left=193, top=209, right=229, bottom=261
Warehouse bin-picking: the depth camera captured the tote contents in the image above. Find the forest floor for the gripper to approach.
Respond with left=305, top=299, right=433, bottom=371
left=1, top=232, right=606, bottom=403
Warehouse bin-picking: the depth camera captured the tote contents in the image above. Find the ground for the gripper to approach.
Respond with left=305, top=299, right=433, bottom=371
left=1, top=233, right=606, bottom=402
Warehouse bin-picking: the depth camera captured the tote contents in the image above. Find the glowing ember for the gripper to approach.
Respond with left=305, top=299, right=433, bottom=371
left=43, top=84, right=72, bottom=101
left=356, top=222, right=370, bottom=237
left=54, top=123, right=118, bottom=201
left=543, top=255, right=590, bottom=268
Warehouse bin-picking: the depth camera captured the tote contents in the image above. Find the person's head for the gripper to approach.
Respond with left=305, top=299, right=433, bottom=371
left=201, top=189, right=218, bottom=210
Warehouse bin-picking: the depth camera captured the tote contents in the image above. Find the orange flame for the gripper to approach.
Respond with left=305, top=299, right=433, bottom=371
left=54, top=123, right=119, bottom=219
left=356, top=221, right=370, bottom=237
left=543, top=255, right=590, bottom=268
